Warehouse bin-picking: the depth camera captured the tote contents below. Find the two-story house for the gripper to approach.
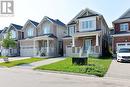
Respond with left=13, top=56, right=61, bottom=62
left=1, top=24, right=23, bottom=56
left=112, top=9, right=130, bottom=55
left=63, top=8, right=109, bottom=57
left=20, top=17, right=66, bottom=57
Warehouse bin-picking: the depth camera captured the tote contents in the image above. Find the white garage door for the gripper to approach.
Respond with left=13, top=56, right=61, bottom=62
left=116, top=42, right=130, bottom=52
left=20, top=46, right=34, bottom=57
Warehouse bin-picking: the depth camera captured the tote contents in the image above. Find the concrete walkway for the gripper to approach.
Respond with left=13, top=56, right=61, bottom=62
left=0, top=57, right=31, bottom=63
left=105, top=60, right=130, bottom=80
left=13, top=57, right=65, bottom=69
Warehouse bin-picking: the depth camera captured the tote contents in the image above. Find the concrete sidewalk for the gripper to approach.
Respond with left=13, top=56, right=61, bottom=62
left=0, top=57, right=31, bottom=63
left=13, top=57, right=65, bottom=69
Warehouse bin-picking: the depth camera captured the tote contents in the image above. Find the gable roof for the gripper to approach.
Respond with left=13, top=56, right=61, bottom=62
left=38, top=16, right=66, bottom=27
left=29, top=20, right=39, bottom=26
left=22, top=19, right=39, bottom=30
left=68, top=8, right=101, bottom=25
left=119, top=8, right=130, bottom=19
left=1, top=27, right=8, bottom=33
left=11, top=23, right=23, bottom=30
left=45, top=16, right=66, bottom=27
left=113, top=8, right=130, bottom=23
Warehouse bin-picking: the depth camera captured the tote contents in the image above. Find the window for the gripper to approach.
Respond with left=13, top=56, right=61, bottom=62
left=11, top=30, right=16, bottom=38
left=82, top=21, right=93, bottom=29
left=27, top=28, right=33, bottom=37
left=120, top=23, right=129, bottom=31
left=68, top=26, right=75, bottom=36
left=43, top=26, right=50, bottom=34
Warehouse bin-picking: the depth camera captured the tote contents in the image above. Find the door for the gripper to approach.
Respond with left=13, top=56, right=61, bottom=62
left=66, top=45, right=72, bottom=56
left=59, top=41, right=63, bottom=56
left=84, top=39, right=91, bottom=53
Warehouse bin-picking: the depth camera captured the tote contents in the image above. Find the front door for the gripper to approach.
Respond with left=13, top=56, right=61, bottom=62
left=84, top=39, right=91, bottom=53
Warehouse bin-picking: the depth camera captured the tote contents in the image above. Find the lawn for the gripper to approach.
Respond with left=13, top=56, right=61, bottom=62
left=0, top=57, right=46, bottom=67
left=35, top=57, right=112, bottom=77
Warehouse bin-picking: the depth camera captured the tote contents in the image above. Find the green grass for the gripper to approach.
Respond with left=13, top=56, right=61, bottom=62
left=35, top=57, right=112, bottom=77
left=0, top=57, right=46, bottom=67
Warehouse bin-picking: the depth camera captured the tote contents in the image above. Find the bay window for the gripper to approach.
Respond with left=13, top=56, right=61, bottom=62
left=82, top=21, right=93, bottom=29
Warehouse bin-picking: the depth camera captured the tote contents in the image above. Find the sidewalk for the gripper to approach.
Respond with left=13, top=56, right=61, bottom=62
left=0, top=57, right=31, bottom=63
left=13, top=57, right=65, bottom=69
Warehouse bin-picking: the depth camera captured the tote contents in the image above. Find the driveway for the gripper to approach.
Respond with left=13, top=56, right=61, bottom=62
left=105, top=60, right=130, bottom=80
left=0, top=68, right=130, bottom=87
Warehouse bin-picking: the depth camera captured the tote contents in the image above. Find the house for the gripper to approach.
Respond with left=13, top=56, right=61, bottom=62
left=20, top=17, right=66, bottom=57
left=112, top=9, right=130, bottom=55
left=63, top=8, right=109, bottom=57
left=0, top=24, right=23, bottom=56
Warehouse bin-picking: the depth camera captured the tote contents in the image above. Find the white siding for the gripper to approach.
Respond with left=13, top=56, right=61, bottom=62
left=79, top=16, right=96, bottom=32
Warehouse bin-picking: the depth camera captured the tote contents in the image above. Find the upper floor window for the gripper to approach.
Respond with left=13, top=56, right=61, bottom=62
left=11, top=30, right=16, bottom=38
left=68, top=26, right=75, bottom=36
left=82, top=21, right=93, bottom=29
left=120, top=23, right=129, bottom=31
left=27, top=28, right=33, bottom=37
left=43, top=26, right=50, bottom=34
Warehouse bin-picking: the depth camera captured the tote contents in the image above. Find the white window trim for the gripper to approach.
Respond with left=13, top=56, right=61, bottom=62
left=11, top=30, right=16, bottom=38
left=68, top=26, right=75, bottom=36
left=27, top=28, right=33, bottom=37
left=43, top=26, right=50, bottom=34
left=120, top=23, right=129, bottom=31
left=80, top=20, right=95, bottom=32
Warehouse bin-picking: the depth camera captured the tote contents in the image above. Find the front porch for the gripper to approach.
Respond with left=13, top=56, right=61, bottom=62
left=65, top=31, right=102, bottom=57
left=33, top=36, right=57, bottom=57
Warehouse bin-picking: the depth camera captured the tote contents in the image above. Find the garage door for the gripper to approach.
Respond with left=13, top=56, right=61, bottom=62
left=116, top=43, right=130, bottom=51
left=20, top=46, right=34, bottom=57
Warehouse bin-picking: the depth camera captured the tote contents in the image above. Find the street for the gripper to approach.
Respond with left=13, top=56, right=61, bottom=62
left=0, top=68, right=130, bottom=87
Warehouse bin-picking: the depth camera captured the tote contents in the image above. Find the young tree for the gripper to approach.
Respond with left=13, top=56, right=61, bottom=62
left=1, top=32, right=16, bottom=62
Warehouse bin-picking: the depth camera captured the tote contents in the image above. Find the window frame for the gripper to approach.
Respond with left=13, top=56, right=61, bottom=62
left=10, top=30, right=16, bottom=38
left=27, top=28, right=33, bottom=37
left=120, top=23, right=129, bottom=31
left=81, top=20, right=93, bottom=30
left=43, top=26, right=50, bottom=34
left=68, top=26, right=75, bottom=36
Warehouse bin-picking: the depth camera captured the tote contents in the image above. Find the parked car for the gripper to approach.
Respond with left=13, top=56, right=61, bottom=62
left=117, top=48, right=130, bottom=62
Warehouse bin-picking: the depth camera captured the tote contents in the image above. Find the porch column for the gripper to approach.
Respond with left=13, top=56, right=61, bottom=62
left=33, top=40, right=36, bottom=56
left=47, top=39, right=49, bottom=56
left=96, top=34, right=99, bottom=46
left=72, top=37, right=75, bottom=47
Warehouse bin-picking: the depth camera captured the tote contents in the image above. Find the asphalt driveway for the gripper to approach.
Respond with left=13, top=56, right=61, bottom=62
left=105, top=60, right=130, bottom=80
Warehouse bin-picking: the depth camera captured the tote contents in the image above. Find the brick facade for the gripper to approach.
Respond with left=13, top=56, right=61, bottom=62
left=63, top=36, right=97, bottom=55
left=114, top=22, right=130, bottom=33
left=112, top=36, right=130, bottom=53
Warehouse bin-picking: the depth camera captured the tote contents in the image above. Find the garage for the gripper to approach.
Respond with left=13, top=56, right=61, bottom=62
left=20, top=46, right=34, bottom=57
left=116, top=42, right=130, bottom=52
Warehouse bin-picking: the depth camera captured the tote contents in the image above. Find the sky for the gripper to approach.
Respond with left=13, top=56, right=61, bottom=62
left=0, top=0, right=130, bottom=29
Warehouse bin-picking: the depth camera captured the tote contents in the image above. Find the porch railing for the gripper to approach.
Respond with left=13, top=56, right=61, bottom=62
left=37, top=47, right=54, bottom=56
left=73, top=46, right=100, bottom=57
